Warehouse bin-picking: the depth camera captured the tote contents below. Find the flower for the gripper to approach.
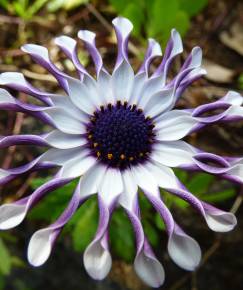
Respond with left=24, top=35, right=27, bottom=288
left=0, top=16, right=242, bottom=287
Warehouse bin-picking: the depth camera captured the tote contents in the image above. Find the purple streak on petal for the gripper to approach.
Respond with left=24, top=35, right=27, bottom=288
left=0, top=162, right=56, bottom=186
left=126, top=203, right=165, bottom=287
left=83, top=195, right=113, bottom=280
left=0, top=90, right=54, bottom=125
left=21, top=44, right=69, bottom=92
left=78, top=30, right=105, bottom=77
left=137, top=38, right=162, bottom=76
left=0, top=177, right=72, bottom=230
left=55, top=35, right=88, bottom=80
left=0, top=72, right=52, bottom=105
left=0, top=135, right=48, bottom=149
left=27, top=180, right=85, bottom=266
left=166, top=181, right=237, bottom=232
left=152, top=29, right=183, bottom=80
left=112, top=17, right=133, bottom=68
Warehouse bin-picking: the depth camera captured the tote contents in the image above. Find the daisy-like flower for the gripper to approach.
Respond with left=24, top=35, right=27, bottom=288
left=0, top=17, right=243, bottom=287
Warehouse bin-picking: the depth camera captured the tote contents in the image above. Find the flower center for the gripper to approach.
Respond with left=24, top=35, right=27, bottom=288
left=86, top=101, right=155, bottom=169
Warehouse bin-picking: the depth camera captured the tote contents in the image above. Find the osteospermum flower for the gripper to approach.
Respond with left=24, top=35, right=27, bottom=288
left=0, top=17, right=243, bottom=287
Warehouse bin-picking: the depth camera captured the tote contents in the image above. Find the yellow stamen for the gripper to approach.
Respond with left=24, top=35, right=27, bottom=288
left=139, top=152, right=144, bottom=157
left=96, top=151, right=101, bottom=157
left=93, top=143, right=98, bottom=148
left=120, top=154, right=126, bottom=160
left=107, top=153, right=113, bottom=160
left=129, top=157, right=134, bottom=161
left=88, top=134, right=93, bottom=139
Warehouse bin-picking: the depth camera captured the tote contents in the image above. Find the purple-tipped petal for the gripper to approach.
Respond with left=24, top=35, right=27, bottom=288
left=21, top=44, right=68, bottom=91
left=168, top=224, right=201, bottom=271
left=0, top=72, right=52, bottom=104
left=28, top=181, right=82, bottom=266
left=0, top=178, right=71, bottom=230
left=55, top=35, right=88, bottom=79
left=83, top=197, right=112, bottom=280
left=145, top=192, right=201, bottom=271
left=202, top=202, right=237, bottom=232
left=0, top=89, right=53, bottom=125
left=126, top=206, right=165, bottom=287
left=152, top=29, right=183, bottom=82
left=112, top=17, right=133, bottom=68
left=138, top=38, right=162, bottom=75
left=78, top=30, right=103, bottom=76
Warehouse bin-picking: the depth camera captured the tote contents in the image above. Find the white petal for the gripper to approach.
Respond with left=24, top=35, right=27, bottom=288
left=152, top=141, right=196, bottom=167
left=132, top=165, right=159, bottom=196
left=0, top=203, right=26, bottom=230
left=97, top=70, right=114, bottom=104
left=50, top=94, right=88, bottom=123
left=205, top=212, right=237, bottom=232
left=66, top=77, right=96, bottom=115
left=119, top=169, right=138, bottom=211
left=28, top=228, right=54, bottom=267
left=83, top=240, right=112, bottom=280
left=0, top=89, right=15, bottom=103
left=138, top=76, right=164, bottom=109
left=44, top=107, right=86, bottom=135
left=156, top=110, right=198, bottom=141
left=44, top=130, right=87, bottom=149
left=168, top=229, right=201, bottom=271
left=60, top=153, right=96, bottom=179
left=135, top=251, right=165, bottom=287
left=98, top=168, right=123, bottom=205
left=112, top=60, right=134, bottom=103
left=79, top=163, right=107, bottom=198
left=129, top=72, right=147, bottom=105
left=222, top=91, right=243, bottom=106
left=145, top=162, right=178, bottom=189
left=143, top=88, right=174, bottom=117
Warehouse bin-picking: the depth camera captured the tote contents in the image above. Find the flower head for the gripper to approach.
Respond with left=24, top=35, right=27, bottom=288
left=0, top=16, right=242, bottom=287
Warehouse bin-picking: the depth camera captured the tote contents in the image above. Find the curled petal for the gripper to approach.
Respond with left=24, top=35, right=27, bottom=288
left=168, top=224, right=201, bottom=271
left=112, top=17, right=133, bottom=68
left=83, top=197, right=112, bottom=280
left=202, top=202, right=237, bottom=232
left=78, top=30, right=103, bottom=76
left=0, top=72, right=52, bottom=104
left=0, top=89, right=53, bottom=125
left=145, top=192, right=201, bottom=271
left=126, top=207, right=165, bottom=287
left=55, top=35, right=88, bottom=78
left=0, top=178, right=71, bottom=230
left=138, top=38, right=162, bottom=75
left=28, top=182, right=82, bottom=266
left=21, top=44, right=68, bottom=91
left=152, top=29, right=183, bottom=83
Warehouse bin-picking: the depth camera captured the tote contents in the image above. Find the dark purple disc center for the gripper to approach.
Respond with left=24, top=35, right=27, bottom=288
left=86, top=101, right=155, bottom=170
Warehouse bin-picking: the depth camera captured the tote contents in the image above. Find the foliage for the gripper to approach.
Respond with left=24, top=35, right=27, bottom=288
left=109, top=0, right=208, bottom=44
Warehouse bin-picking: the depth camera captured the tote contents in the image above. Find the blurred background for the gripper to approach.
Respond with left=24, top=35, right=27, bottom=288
left=0, top=0, right=243, bottom=289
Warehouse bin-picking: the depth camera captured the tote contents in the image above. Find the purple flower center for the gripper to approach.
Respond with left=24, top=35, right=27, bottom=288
left=86, top=101, right=155, bottom=169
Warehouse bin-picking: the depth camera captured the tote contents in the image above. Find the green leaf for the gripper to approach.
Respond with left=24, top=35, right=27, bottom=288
left=147, top=0, right=179, bottom=40
left=110, top=210, right=135, bottom=262
left=143, top=220, right=159, bottom=247
left=155, top=213, right=165, bottom=230
left=202, top=188, right=236, bottom=203
left=71, top=198, right=98, bottom=252
left=172, top=10, right=190, bottom=37
left=29, top=178, right=78, bottom=222
left=122, top=3, right=144, bottom=36
left=179, top=0, right=208, bottom=17
left=0, top=238, right=11, bottom=275
left=187, top=173, right=214, bottom=195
